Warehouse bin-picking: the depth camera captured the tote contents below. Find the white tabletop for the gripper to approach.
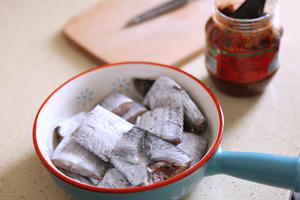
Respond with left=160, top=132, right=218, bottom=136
left=0, top=0, right=299, bottom=199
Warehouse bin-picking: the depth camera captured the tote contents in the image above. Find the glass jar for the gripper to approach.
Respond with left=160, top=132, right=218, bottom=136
left=205, top=0, right=283, bottom=96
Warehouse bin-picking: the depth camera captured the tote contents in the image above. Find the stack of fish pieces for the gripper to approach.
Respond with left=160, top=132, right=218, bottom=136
left=137, top=77, right=209, bottom=167
left=135, top=76, right=209, bottom=181
left=53, top=92, right=147, bottom=187
left=52, top=104, right=134, bottom=186
left=141, top=76, right=207, bottom=133
left=51, top=76, right=209, bottom=188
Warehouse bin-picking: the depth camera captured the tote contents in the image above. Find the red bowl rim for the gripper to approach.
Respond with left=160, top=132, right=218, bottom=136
left=32, top=61, right=223, bottom=194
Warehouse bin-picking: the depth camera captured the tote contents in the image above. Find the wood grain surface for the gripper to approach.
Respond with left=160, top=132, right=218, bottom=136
left=63, top=0, right=213, bottom=67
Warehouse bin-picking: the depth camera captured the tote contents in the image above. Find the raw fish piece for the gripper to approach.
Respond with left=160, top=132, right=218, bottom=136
left=144, top=132, right=192, bottom=175
left=133, top=78, right=155, bottom=97
left=177, top=132, right=208, bottom=166
left=59, top=168, right=100, bottom=186
left=89, top=177, right=101, bottom=186
left=136, top=107, right=183, bottom=145
left=111, top=127, right=147, bottom=165
left=59, top=168, right=91, bottom=185
left=148, top=162, right=174, bottom=184
left=111, top=158, right=148, bottom=186
left=143, top=76, right=206, bottom=133
left=110, top=127, right=149, bottom=186
left=122, top=103, right=148, bottom=124
left=71, top=105, right=133, bottom=161
left=97, top=168, right=131, bottom=188
left=55, top=112, right=86, bottom=139
left=100, top=92, right=133, bottom=115
left=51, top=135, right=108, bottom=179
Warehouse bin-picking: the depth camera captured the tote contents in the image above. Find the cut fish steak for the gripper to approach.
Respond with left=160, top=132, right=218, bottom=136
left=51, top=135, right=108, bottom=179
left=136, top=107, right=183, bottom=145
left=111, top=158, right=148, bottom=186
left=100, top=92, right=133, bottom=115
left=143, top=76, right=206, bottom=133
left=71, top=105, right=133, bottom=162
left=58, top=168, right=100, bottom=186
left=144, top=132, right=192, bottom=175
left=177, top=132, right=208, bottom=166
left=148, top=162, right=174, bottom=184
left=111, top=127, right=146, bottom=164
left=122, top=103, right=148, bottom=124
left=97, top=168, right=131, bottom=188
left=55, top=112, right=86, bottom=139
left=110, top=127, right=148, bottom=186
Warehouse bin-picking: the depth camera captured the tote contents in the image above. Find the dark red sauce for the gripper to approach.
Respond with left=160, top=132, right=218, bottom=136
left=205, top=4, right=283, bottom=96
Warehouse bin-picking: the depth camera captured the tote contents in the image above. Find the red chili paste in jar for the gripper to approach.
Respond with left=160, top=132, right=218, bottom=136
left=205, top=1, right=283, bottom=96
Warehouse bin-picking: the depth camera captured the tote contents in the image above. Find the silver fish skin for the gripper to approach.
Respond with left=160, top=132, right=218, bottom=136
left=144, top=132, right=192, bottom=175
left=136, top=107, right=183, bottom=145
left=71, top=105, right=133, bottom=162
left=111, top=127, right=147, bottom=165
left=110, top=158, right=148, bottom=186
left=55, top=112, right=86, bottom=139
left=110, top=127, right=149, bottom=186
left=89, top=177, right=101, bottom=186
left=143, top=76, right=206, bottom=133
left=58, top=168, right=101, bottom=186
left=51, top=135, right=108, bottom=179
left=121, top=102, right=148, bottom=124
left=97, top=168, right=131, bottom=188
left=100, top=92, right=133, bottom=116
left=177, top=132, right=208, bottom=166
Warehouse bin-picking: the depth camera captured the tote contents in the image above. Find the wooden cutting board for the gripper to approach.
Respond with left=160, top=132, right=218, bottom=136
left=63, top=0, right=213, bottom=67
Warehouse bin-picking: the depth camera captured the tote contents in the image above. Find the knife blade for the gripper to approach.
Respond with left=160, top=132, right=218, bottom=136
left=125, top=0, right=190, bottom=27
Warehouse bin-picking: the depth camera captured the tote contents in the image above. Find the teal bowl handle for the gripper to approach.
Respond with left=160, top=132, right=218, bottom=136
left=206, top=147, right=300, bottom=192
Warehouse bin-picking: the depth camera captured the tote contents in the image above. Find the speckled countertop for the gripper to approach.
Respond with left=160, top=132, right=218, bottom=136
left=0, top=0, right=299, bottom=199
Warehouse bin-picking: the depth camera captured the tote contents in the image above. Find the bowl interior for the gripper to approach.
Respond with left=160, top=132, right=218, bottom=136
left=34, top=62, right=223, bottom=188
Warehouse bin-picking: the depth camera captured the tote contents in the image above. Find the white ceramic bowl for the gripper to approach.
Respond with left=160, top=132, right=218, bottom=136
left=33, top=62, right=223, bottom=200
